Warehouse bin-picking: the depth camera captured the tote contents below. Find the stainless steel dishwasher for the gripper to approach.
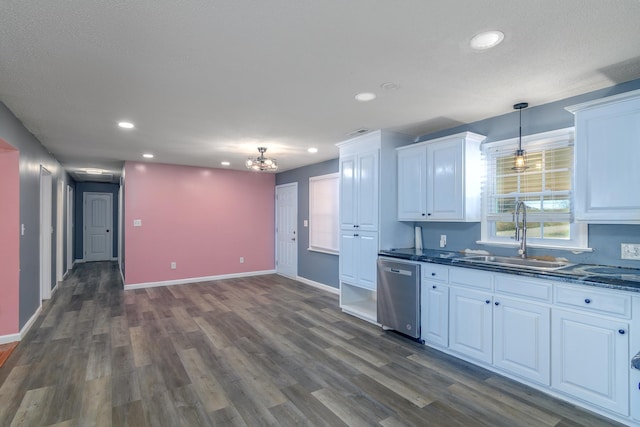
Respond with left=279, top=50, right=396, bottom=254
left=377, top=257, right=420, bottom=339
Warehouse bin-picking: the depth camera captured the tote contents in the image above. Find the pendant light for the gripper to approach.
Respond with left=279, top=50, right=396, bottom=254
left=512, top=102, right=529, bottom=173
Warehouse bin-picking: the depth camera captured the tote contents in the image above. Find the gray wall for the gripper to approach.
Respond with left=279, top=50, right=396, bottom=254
left=75, top=182, right=120, bottom=260
left=0, top=101, right=74, bottom=329
left=414, top=78, right=640, bottom=268
left=276, top=158, right=340, bottom=288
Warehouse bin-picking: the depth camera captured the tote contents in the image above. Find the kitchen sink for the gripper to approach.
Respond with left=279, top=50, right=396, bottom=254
left=457, top=255, right=573, bottom=271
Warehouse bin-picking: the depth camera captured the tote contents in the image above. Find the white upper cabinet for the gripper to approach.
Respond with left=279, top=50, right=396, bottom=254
left=566, top=89, right=640, bottom=223
left=397, top=132, right=485, bottom=222
left=397, top=147, right=427, bottom=220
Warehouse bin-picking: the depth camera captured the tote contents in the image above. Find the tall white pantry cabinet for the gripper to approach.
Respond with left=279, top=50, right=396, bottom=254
left=337, top=130, right=414, bottom=322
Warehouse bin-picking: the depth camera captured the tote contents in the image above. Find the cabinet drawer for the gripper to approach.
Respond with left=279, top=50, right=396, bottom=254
left=494, top=274, right=552, bottom=303
left=449, top=267, right=492, bottom=290
left=554, top=285, right=631, bottom=318
left=422, top=263, right=449, bottom=283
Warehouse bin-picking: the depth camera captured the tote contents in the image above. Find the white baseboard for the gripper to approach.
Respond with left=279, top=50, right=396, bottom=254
left=124, top=269, right=277, bottom=290
left=293, top=276, right=340, bottom=295
left=0, top=332, right=20, bottom=345
left=0, top=304, right=42, bottom=345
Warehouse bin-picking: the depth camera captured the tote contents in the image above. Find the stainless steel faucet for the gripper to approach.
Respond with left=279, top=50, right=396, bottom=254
left=514, top=201, right=527, bottom=258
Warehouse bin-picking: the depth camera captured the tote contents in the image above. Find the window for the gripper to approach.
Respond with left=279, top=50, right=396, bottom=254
left=309, top=173, right=339, bottom=254
left=481, top=128, right=589, bottom=250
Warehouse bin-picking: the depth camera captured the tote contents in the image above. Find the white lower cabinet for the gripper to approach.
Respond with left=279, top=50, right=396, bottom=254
left=339, top=230, right=378, bottom=290
left=493, top=296, right=550, bottom=386
left=421, top=282, right=449, bottom=347
left=449, top=287, right=493, bottom=364
left=419, top=263, right=636, bottom=424
left=339, top=231, right=378, bottom=322
left=552, top=309, right=629, bottom=416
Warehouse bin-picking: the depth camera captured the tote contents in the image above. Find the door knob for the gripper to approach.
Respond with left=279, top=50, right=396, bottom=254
left=106, top=229, right=110, bottom=233
left=291, top=237, right=296, bottom=241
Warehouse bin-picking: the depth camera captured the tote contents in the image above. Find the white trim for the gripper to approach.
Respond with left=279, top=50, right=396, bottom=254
left=119, top=265, right=125, bottom=286
left=124, top=269, right=277, bottom=290
left=565, top=88, right=640, bottom=113
left=20, top=304, right=42, bottom=339
left=306, top=247, right=339, bottom=256
left=0, top=333, right=20, bottom=345
left=0, top=304, right=45, bottom=344
left=482, top=127, right=574, bottom=150
left=293, top=275, right=340, bottom=294
left=475, top=240, right=594, bottom=253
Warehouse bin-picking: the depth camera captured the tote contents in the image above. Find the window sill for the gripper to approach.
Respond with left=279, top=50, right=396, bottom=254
left=475, top=240, right=593, bottom=254
left=307, top=247, right=339, bottom=256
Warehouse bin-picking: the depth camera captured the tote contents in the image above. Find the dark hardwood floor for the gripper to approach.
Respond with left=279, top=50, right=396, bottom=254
left=0, top=262, right=623, bottom=426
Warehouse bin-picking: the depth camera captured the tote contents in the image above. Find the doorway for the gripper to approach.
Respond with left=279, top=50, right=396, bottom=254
left=83, top=192, right=113, bottom=262
left=66, top=185, right=74, bottom=272
left=275, top=183, right=298, bottom=278
left=39, top=167, right=53, bottom=300
left=56, top=179, right=64, bottom=283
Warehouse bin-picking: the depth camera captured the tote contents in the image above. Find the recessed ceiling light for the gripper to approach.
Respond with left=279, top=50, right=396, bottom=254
left=307, top=147, right=318, bottom=153
left=355, top=92, right=376, bottom=102
left=84, top=169, right=103, bottom=175
left=142, top=153, right=154, bottom=158
left=221, top=161, right=230, bottom=166
left=118, top=121, right=135, bottom=129
left=470, top=30, right=505, bottom=50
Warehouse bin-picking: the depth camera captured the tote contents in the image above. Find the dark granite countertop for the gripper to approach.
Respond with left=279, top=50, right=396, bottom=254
left=379, top=248, right=640, bottom=293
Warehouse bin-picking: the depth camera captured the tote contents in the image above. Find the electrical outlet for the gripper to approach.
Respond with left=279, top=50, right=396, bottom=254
left=621, top=243, right=640, bottom=260
left=440, top=235, right=447, bottom=248
left=170, top=262, right=177, bottom=269
left=240, top=257, right=244, bottom=264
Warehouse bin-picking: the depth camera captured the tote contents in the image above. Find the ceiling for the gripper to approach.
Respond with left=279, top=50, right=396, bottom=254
left=1, top=1, right=640, bottom=181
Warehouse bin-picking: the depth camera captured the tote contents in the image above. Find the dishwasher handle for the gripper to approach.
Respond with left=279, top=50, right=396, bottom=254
left=382, top=266, right=413, bottom=277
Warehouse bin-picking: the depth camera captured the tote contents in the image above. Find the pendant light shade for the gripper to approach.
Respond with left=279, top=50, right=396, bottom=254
left=246, top=147, right=278, bottom=172
left=512, top=102, right=529, bottom=173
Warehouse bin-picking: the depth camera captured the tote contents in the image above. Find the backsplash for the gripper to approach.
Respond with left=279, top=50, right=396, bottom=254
left=417, top=222, right=640, bottom=268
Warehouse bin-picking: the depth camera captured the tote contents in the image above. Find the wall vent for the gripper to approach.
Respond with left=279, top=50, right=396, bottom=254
left=347, top=128, right=370, bottom=136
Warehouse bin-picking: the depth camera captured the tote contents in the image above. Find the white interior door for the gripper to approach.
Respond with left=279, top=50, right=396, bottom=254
left=276, top=183, right=297, bottom=278
left=40, top=167, right=52, bottom=300
left=84, top=192, right=113, bottom=262
left=66, top=185, right=74, bottom=271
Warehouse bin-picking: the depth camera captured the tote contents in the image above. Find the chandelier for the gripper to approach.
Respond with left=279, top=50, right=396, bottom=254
left=246, top=147, right=278, bottom=172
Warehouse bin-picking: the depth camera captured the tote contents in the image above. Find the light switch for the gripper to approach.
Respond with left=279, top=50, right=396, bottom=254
left=133, top=219, right=142, bottom=227
left=21, top=224, right=25, bottom=236
left=303, top=220, right=308, bottom=227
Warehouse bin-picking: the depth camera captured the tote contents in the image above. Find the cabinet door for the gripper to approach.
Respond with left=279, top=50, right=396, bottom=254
left=356, top=150, right=379, bottom=231
left=552, top=309, right=629, bottom=415
left=397, top=146, right=427, bottom=220
left=449, top=287, right=493, bottom=363
left=339, top=231, right=357, bottom=284
left=356, top=231, right=378, bottom=290
left=339, top=154, right=357, bottom=229
left=426, top=139, right=464, bottom=220
left=421, top=282, right=449, bottom=347
left=494, top=297, right=550, bottom=385
left=574, top=96, right=640, bottom=223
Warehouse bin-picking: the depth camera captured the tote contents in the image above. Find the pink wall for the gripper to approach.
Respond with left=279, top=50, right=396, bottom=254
left=124, top=162, right=276, bottom=285
left=0, top=141, right=20, bottom=336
